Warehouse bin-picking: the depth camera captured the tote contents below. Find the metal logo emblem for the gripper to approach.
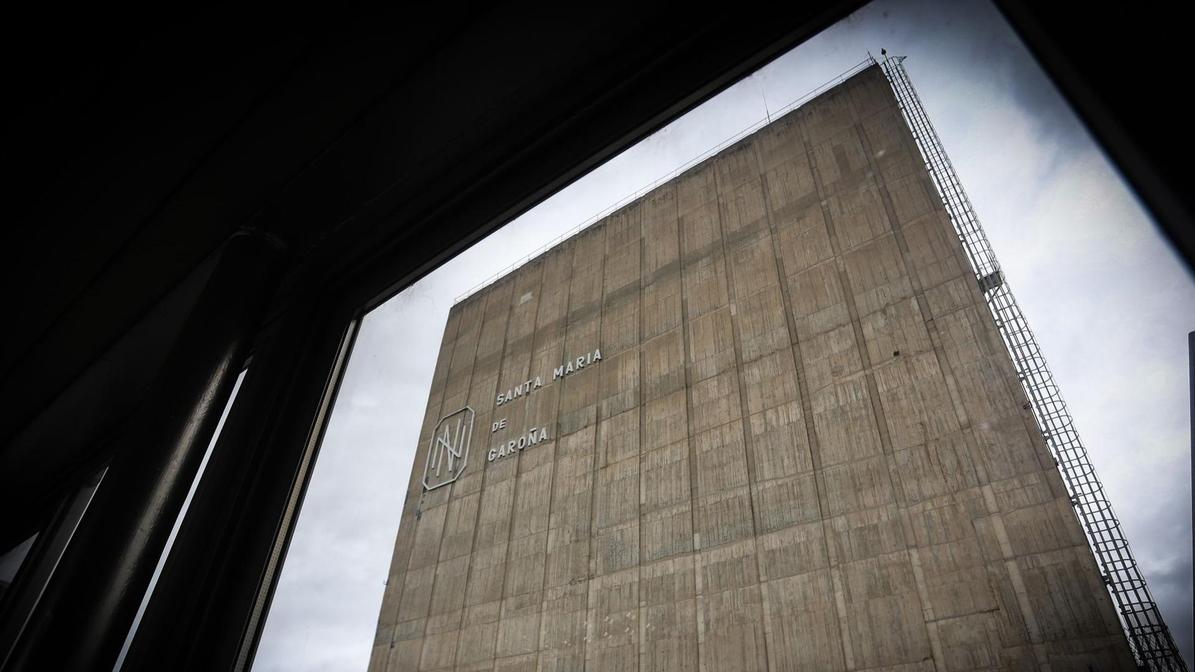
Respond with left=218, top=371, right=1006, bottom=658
left=422, top=406, right=474, bottom=491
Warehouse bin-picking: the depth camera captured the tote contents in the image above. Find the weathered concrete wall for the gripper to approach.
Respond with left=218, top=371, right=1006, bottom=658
left=369, top=65, right=1135, bottom=671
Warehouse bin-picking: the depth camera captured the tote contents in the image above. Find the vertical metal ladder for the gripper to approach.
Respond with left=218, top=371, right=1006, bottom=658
left=880, top=54, right=1188, bottom=671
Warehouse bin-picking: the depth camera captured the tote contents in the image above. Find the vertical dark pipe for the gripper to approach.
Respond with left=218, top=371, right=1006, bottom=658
left=5, top=230, right=286, bottom=672
left=119, top=298, right=357, bottom=671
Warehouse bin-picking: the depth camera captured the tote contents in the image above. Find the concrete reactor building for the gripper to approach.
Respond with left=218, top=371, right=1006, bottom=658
left=369, top=60, right=1185, bottom=671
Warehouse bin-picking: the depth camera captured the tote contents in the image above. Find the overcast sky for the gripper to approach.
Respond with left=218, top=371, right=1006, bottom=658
left=253, top=1, right=1195, bottom=668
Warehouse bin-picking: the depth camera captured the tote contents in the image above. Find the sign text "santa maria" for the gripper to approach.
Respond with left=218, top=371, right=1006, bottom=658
left=494, top=348, right=602, bottom=407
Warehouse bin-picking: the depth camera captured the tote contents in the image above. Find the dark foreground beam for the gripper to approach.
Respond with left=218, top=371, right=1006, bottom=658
left=5, top=231, right=285, bottom=672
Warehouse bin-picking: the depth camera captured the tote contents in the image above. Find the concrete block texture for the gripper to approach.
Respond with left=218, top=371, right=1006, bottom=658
left=370, top=65, right=1135, bottom=671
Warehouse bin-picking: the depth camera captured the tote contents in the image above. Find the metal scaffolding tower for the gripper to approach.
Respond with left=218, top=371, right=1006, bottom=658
left=879, top=55, right=1188, bottom=672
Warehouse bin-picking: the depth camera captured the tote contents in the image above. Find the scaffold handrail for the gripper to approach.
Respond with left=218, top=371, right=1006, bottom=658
left=879, top=54, right=1187, bottom=671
